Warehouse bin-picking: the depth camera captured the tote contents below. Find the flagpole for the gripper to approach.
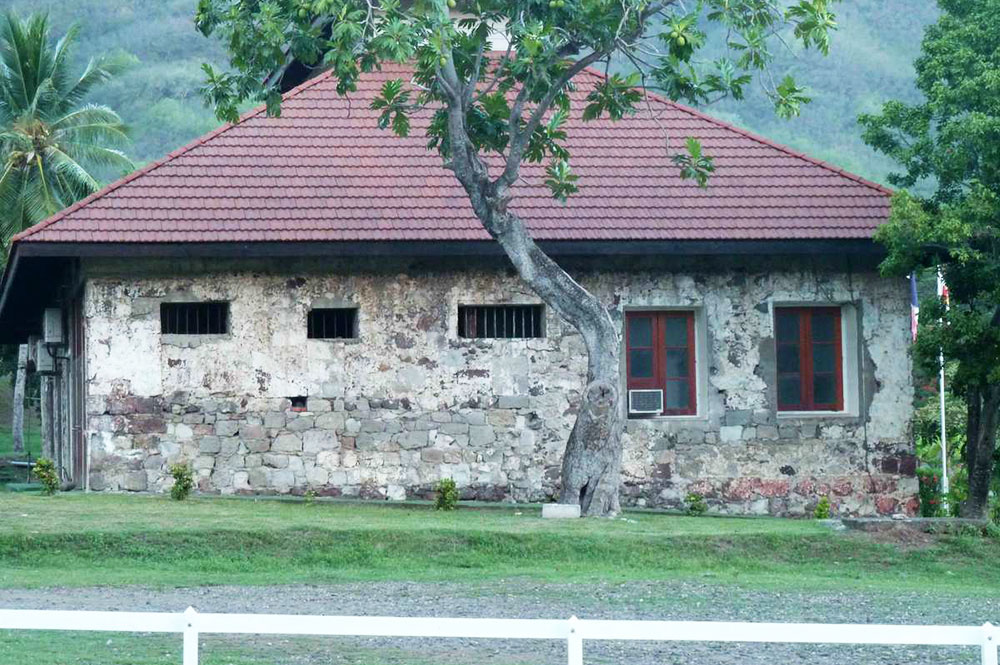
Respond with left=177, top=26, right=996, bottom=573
left=937, top=269, right=950, bottom=506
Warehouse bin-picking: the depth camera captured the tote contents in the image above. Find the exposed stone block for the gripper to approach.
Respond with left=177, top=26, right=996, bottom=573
left=719, top=426, right=743, bottom=443
left=303, top=429, right=338, bottom=453
left=243, top=438, right=270, bottom=453
left=198, top=436, right=221, bottom=454
left=122, top=471, right=147, bottom=491
left=399, top=431, right=428, bottom=450
left=497, top=395, right=531, bottom=410
left=262, top=453, right=288, bottom=469
left=307, top=398, right=332, bottom=413
left=420, top=448, right=444, bottom=463
left=724, top=410, right=753, bottom=427
left=272, top=433, right=302, bottom=453
left=215, top=420, right=239, bottom=437
left=315, top=412, right=345, bottom=431
left=287, top=417, right=314, bottom=432
left=470, top=425, right=496, bottom=446
left=263, top=412, right=286, bottom=429
left=757, top=426, right=779, bottom=440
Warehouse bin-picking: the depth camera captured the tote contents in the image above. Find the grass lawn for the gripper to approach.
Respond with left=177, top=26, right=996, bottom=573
left=0, top=424, right=41, bottom=457
left=0, top=493, right=997, bottom=593
left=0, top=631, right=439, bottom=665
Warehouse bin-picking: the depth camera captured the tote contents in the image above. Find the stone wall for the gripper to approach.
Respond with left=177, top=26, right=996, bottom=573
left=82, top=255, right=918, bottom=515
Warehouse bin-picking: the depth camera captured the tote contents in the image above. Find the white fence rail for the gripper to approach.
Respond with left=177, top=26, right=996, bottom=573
left=0, top=608, right=996, bottom=665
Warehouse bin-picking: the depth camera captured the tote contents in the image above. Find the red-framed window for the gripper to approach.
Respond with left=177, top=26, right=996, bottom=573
left=775, top=307, right=844, bottom=411
left=625, top=311, right=697, bottom=416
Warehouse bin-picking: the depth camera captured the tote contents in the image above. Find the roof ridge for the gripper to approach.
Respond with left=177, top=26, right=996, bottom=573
left=576, top=67, right=893, bottom=198
left=11, top=69, right=338, bottom=244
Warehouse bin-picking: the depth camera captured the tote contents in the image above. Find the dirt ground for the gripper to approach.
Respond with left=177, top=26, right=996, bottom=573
left=2, top=579, right=996, bottom=665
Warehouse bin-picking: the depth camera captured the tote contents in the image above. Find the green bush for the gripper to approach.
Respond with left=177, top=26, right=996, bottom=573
left=32, top=458, right=59, bottom=496
left=916, top=467, right=944, bottom=517
left=434, top=478, right=458, bottom=511
left=169, top=464, right=194, bottom=501
left=989, top=497, right=1000, bottom=527
left=685, top=492, right=707, bottom=516
left=813, top=495, right=831, bottom=519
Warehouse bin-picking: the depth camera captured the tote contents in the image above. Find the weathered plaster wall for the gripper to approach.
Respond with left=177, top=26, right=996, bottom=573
left=83, top=255, right=917, bottom=515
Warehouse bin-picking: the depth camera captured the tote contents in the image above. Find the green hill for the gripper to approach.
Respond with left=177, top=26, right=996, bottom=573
left=8, top=0, right=938, bottom=185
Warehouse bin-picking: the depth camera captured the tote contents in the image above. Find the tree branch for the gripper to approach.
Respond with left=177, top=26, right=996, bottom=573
left=496, top=49, right=608, bottom=190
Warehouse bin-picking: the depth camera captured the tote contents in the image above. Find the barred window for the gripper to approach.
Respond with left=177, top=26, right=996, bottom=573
left=308, top=308, right=358, bottom=339
left=160, top=302, right=228, bottom=335
left=458, top=305, right=544, bottom=339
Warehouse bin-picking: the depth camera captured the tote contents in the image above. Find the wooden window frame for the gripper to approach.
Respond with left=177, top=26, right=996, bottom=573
left=625, top=310, right=697, bottom=416
left=775, top=306, right=844, bottom=412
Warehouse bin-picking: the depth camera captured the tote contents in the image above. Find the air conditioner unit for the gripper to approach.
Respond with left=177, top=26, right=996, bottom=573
left=35, top=338, right=57, bottom=375
left=628, top=389, right=664, bottom=415
left=43, top=308, right=64, bottom=345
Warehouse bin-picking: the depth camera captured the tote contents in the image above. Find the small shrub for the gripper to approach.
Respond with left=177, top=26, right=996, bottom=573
left=435, top=478, right=459, bottom=511
left=169, top=464, right=194, bottom=501
left=32, top=458, right=59, bottom=496
left=990, top=497, right=1000, bottom=527
left=915, top=467, right=944, bottom=517
left=303, top=489, right=317, bottom=505
left=813, top=495, right=831, bottom=519
left=685, top=492, right=707, bottom=516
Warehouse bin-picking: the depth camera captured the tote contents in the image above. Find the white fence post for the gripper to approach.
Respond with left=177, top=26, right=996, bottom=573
left=183, top=607, right=199, bottom=665
left=983, top=622, right=998, bottom=665
left=567, top=615, right=583, bottom=665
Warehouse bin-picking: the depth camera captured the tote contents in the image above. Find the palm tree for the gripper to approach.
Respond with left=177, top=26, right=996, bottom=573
left=0, top=11, right=134, bottom=458
left=0, top=11, right=134, bottom=247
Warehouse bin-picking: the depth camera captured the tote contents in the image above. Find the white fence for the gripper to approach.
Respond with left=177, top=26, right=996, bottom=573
left=0, top=608, right=996, bottom=665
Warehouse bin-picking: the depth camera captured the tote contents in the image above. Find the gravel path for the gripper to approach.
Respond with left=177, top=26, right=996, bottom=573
left=2, top=581, right=996, bottom=664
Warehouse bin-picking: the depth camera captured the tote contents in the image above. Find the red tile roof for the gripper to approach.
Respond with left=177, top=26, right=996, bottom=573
left=12, top=61, right=891, bottom=246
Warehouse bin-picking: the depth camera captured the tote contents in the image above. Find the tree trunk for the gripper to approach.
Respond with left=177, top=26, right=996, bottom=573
left=961, top=385, right=999, bottom=519
left=437, top=60, right=626, bottom=516
left=11, top=344, right=27, bottom=454
left=477, top=199, right=625, bottom=516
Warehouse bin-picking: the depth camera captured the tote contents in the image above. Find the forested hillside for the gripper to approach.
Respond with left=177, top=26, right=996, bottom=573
left=8, top=0, right=937, bottom=184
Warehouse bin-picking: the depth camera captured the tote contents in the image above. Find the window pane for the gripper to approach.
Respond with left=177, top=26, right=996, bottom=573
left=778, top=376, right=802, bottom=406
left=812, top=312, right=836, bottom=342
left=775, top=311, right=799, bottom=342
left=628, top=317, right=653, bottom=347
left=812, top=343, right=836, bottom=373
left=776, top=344, right=800, bottom=373
left=629, top=350, right=654, bottom=378
left=814, top=374, right=836, bottom=405
left=665, top=380, right=689, bottom=409
left=665, top=349, right=688, bottom=378
left=664, top=316, right=688, bottom=347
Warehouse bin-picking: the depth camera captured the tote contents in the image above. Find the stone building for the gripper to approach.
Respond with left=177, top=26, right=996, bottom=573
left=0, top=62, right=917, bottom=515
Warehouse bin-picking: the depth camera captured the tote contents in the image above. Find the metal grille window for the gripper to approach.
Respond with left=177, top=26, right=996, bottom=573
left=458, top=305, right=544, bottom=339
left=160, top=302, right=229, bottom=335
left=308, top=308, right=358, bottom=339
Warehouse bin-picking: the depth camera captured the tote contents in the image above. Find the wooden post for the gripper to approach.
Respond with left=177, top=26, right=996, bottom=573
left=11, top=345, right=27, bottom=453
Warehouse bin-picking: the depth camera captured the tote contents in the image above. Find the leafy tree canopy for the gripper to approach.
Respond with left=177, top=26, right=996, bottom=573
left=861, top=0, right=1000, bottom=393
left=860, top=0, right=1000, bottom=516
left=196, top=0, right=841, bottom=198
left=0, top=12, right=134, bottom=247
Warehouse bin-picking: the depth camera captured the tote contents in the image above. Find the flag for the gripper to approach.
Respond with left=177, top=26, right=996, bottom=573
left=910, top=272, right=920, bottom=341
left=937, top=270, right=950, bottom=306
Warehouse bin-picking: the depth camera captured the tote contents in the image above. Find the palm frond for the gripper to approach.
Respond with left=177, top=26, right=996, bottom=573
left=60, top=51, right=133, bottom=114
left=48, top=22, right=80, bottom=98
